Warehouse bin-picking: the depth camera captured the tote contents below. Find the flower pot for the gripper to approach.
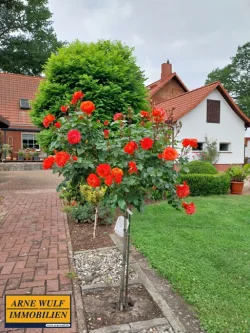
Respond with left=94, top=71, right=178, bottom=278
left=230, top=181, right=244, bottom=195
left=6, top=156, right=11, bottom=161
left=34, top=156, right=40, bottom=161
left=18, top=156, right=24, bottom=161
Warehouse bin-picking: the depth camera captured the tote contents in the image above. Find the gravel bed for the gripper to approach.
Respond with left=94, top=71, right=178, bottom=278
left=74, top=248, right=138, bottom=285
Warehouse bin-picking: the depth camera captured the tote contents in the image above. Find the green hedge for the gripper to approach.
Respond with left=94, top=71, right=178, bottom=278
left=180, top=173, right=230, bottom=196
left=182, top=161, right=218, bottom=174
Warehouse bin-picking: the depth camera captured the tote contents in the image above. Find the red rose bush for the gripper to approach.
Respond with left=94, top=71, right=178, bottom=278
left=42, top=91, right=197, bottom=214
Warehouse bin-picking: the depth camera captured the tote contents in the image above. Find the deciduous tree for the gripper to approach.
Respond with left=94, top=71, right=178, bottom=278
left=206, top=42, right=250, bottom=117
left=0, top=0, right=63, bottom=75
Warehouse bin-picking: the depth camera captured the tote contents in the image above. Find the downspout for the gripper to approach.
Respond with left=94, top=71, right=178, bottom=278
left=4, top=129, right=7, bottom=160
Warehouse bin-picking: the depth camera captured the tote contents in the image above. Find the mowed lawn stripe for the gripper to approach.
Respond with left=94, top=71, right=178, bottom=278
left=132, top=195, right=250, bottom=333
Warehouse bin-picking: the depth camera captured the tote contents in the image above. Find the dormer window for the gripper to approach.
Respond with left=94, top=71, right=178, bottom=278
left=20, top=99, right=30, bottom=110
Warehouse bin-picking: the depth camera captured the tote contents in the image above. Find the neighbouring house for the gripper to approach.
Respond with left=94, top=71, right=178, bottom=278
left=0, top=73, right=43, bottom=159
left=147, top=62, right=250, bottom=171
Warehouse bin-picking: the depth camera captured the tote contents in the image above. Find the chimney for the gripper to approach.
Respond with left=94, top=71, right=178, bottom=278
left=161, top=59, right=172, bottom=81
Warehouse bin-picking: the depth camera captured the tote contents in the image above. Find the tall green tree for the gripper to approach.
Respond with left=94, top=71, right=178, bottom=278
left=206, top=42, right=250, bottom=117
left=0, top=0, right=63, bottom=75
left=31, top=40, right=149, bottom=135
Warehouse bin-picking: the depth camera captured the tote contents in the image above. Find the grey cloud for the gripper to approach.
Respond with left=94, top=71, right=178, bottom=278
left=49, top=0, right=250, bottom=89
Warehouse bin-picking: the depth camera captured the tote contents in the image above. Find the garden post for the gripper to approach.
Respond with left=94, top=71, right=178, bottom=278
left=124, top=210, right=130, bottom=308
left=118, top=214, right=128, bottom=311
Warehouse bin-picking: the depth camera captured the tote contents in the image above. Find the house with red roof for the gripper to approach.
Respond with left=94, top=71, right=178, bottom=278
left=148, top=62, right=250, bottom=170
left=0, top=73, right=43, bottom=159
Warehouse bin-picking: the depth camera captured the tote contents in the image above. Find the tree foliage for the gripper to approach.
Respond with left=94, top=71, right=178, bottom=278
left=205, top=42, right=250, bottom=117
left=31, top=40, right=149, bottom=130
left=0, top=0, right=63, bottom=75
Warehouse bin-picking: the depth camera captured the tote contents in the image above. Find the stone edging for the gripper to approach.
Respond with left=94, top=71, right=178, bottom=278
left=89, top=317, right=170, bottom=333
left=109, top=234, right=187, bottom=333
left=63, top=202, right=88, bottom=333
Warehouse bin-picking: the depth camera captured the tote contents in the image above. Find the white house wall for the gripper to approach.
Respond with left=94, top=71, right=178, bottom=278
left=177, top=89, right=245, bottom=165
left=245, top=141, right=250, bottom=158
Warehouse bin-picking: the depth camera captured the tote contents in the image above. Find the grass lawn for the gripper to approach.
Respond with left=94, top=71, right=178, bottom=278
left=131, top=195, right=250, bottom=333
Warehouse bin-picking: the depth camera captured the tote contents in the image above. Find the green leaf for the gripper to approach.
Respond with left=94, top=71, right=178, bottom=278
left=118, top=199, right=126, bottom=210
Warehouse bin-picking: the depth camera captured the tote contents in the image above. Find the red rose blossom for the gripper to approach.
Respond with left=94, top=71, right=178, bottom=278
left=140, top=111, right=151, bottom=120
left=152, top=108, right=166, bottom=123
left=96, top=164, right=111, bottom=178
left=105, top=175, right=113, bottom=186
left=158, top=153, right=163, bottom=159
left=43, top=114, right=55, bottom=128
left=176, top=182, right=190, bottom=198
left=113, top=113, right=123, bottom=121
left=47, top=114, right=55, bottom=122
left=55, top=151, right=70, bottom=167
left=182, top=138, right=198, bottom=149
left=111, top=168, right=124, bottom=184
left=104, top=120, right=109, bottom=126
left=67, top=129, right=81, bottom=144
left=60, top=105, right=69, bottom=113
left=182, top=202, right=196, bottom=215
left=72, top=156, right=78, bottom=161
left=43, top=156, right=55, bottom=170
left=71, top=91, right=84, bottom=104
left=124, top=141, right=138, bottom=155
left=162, top=147, right=178, bottom=161
left=55, top=122, right=61, bottom=129
left=87, top=174, right=101, bottom=188
left=128, top=161, right=138, bottom=174
left=140, top=137, right=154, bottom=150
left=43, top=118, right=50, bottom=128
left=80, top=101, right=95, bottom=115
left=103, top=129, right=109, bottom=139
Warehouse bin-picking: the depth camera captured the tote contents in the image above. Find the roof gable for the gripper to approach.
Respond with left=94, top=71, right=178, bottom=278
left=147, top=72, right=189, bottom=97
left=156, top=81, right=250, bottom=127
left=0, top=73, right=43, bottom=126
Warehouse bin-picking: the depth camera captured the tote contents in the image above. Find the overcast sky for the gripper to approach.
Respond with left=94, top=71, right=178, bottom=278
left=48, top=0, right=250, bottom=90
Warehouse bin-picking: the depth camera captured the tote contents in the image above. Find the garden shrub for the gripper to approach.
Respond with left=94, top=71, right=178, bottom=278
left=31, top=40, right=149, bottom=131
left=182, top=160, right=218, bottom=174
left=243, top=163, right=250, bottom=173
left=70, top=202, right=114, bottom=225
left=180, top=173, right=230, bottom=196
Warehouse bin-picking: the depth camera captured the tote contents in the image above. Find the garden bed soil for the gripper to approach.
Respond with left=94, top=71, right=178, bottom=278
left=68, top=215, right=114, bottom=251
left=82, top=285, right=163, bottom=330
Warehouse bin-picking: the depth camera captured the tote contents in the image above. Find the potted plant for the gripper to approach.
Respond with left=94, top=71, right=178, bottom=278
left=226, top=165, right=249, bottom=194
left=33, top=151, right=40, bottom=161
left=24, top=148, right=32, bottom=161
left=18, top=150, right=24, bottom=161
left=1, top=144, right=12, bottom=161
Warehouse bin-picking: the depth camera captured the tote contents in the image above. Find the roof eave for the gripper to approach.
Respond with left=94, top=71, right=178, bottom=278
left=216, top=85, right=250, bottom=128
left=0, top=115, right=10, bottom=128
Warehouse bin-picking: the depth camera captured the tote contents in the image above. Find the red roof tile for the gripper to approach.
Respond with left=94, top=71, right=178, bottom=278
left=156, top=81, right=250, bottom=127
left=0, top=73, right=43, bottom=127
left=147, top=72, right=189, bottom=97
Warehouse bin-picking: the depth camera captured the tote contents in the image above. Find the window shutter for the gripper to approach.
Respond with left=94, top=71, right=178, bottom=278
left=207, top=100, right=220, bottom=123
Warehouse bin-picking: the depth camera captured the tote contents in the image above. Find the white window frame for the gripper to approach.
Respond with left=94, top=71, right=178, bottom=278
left=21, top=133, right=40, bottom=151
left=219, top=142, right=231, bottom=152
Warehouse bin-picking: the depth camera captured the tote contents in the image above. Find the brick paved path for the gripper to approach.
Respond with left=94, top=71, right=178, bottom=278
left=0, top=171, right=78, bottom=333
